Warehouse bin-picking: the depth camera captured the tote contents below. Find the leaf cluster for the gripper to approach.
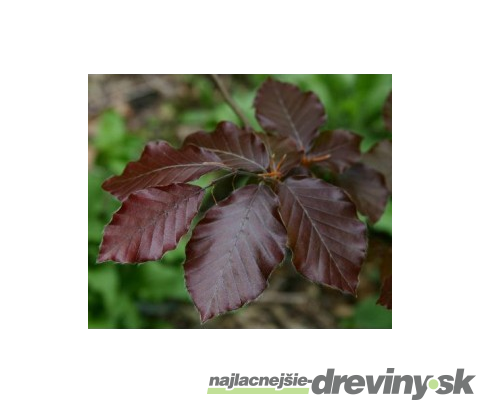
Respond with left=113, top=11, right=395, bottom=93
left=98, top=78, right=392, bottom=322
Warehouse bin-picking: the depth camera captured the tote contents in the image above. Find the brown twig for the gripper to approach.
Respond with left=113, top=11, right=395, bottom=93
left=310, top=153, right=331, bottom=163
left=302, top=153, right=331, bottom=166
left=210, top=74, right=251, bottom=129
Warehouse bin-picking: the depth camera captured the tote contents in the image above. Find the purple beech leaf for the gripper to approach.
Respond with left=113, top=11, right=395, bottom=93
left=254, top=78, right=326, bottom=151
left=377, top=244, right=392, bottom=309
left=335, top=163, right=389, bottom=223
left=309, top=129, right=362, bottom=174
left=287, top=166, right=312, bottom=177
left=184, top=121, right=269, bottom=172
left=102, top=141, right=224, bottom=201
left=383, top=91, right=392, bottom=132
left=377, top=274, right=392, bottom=309
left=184, top=184, right=287, bottom=322
left=362, top=139, right=392, bottom=193
left=98, top=184, right=205, bottom=264
left=277, top=177, right=367, bottom=294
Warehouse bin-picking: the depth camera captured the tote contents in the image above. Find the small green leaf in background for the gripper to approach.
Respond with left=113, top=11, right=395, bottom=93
left=137, top=262, right=190, bottom=302
left=93, top=110, right=144, bottom=174
left=373, top=199, right=392, bottom=236
left=341, top=296, right=392, bottom=329
left=94, top=109, right=126, bottom=151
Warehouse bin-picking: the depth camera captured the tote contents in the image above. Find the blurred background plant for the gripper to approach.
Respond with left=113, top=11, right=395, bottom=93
left=88, top=74, right=392, bottom=329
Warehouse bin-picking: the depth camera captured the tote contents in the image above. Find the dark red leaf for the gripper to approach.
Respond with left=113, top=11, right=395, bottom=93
left=371, top=240, right=392, bottom=309
left=277, top=177, right=367, bottom=294
left=98, top=184, right=204, bottom=263
left=185, top=184, right=287, bottom=322
left=254, top=78, right=326, bottom=151
left=287, top=165, right=312, bottom=177
left=383, top=91, right=392, bottom=132
left=309, top=130, right=362, bottom=174
left=102, top=141, right=224, bottom=201
left=259, top=132, right=303, bottom=175
left=335, top=163, right=389, bottom=223
left=184, top=121, right=269, bottom=172
left=362, top=139, right=392, bottom=193
left=377, top=274, right=392, bottom=309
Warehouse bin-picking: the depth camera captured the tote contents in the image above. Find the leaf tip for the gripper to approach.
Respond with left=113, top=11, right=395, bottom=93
left=199, top=314, right=212, bottom=324
left=95, top=254, right=108, bottom=264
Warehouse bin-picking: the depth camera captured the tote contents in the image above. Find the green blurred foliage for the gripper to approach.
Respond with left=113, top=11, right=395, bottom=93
left=88, top=75, right=392, bottom=329
left=89, top=110, right=191, bottom=329
left=93, top=110, right=145, bottom=174
left=373, top=199, right=392, bottom=236
left=341, top=297, right=393, bottom=329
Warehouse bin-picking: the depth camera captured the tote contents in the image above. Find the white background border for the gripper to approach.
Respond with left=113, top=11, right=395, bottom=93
left=1, top=1, right=479, bottom=402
